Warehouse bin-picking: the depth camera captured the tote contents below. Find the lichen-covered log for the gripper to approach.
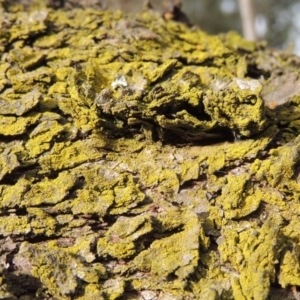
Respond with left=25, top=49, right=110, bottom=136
left=1, top=1, right=300, bottom=299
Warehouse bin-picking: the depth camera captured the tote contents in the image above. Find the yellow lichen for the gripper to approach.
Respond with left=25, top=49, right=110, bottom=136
left=0, top=113, right=40, bottom=135
left=1, top=2, right=300, bottom=299
left=25, top=120, right=65, bottom=157
left=0, top=215, right=30, bottom=236
left=22, top=171, right=77, bottom=206
left=97, top=215, right=152, bottom=259
left=39, top=137, right=106, bottom=171
left=131, top=210, right=208, bottom=279
left=219, top=214, right=283, bottom=300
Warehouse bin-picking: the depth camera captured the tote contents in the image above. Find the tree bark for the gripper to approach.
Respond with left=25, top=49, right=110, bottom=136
left=1, top=1, right=300, bottom=299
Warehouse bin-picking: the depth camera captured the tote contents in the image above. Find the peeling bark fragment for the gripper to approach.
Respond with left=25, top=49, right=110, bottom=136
left=9, top=47, right=45, bottom=70
left=25, top=120, right=65, bottom=157
left=0, top=178, right=30, bottom=209
left=97, top=215, right=152, bottom=259
left=22, top=171, right=77, bottom=206
left=0, top=113, right=40, bottom=136
left=9, top=10, right=48, bottom=42
left=251, top=135, right=300, bottom=186
left=16, top=242, right=103, bottom=300
left=0, top=216, right=30, bottom=236
left=39, top=138, right=106, bottom=171
left=0, top=150, right=19, bottom=181
left=216, top=173, right=261, bottom=219
left=219, top=214, right=283, bottom=300
left=27, top=207, right=57, bottom=236
left=130, top=210, right=208, bottom=280
left=8, top=67, right=53, bottom=93
left=0, top=88, right=41, bottom=116
left=279, top=245, right=300, bottom=288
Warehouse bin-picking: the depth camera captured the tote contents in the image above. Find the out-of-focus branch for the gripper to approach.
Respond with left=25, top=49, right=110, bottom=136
left=238, top=0, right=257, bottom=41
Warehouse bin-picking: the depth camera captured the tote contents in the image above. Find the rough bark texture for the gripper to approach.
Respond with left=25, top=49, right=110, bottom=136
left=1, top=1, right=300, bottom=299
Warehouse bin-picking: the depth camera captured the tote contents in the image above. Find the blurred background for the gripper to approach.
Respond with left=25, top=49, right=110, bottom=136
left=104, top=0, right=300, bottom=56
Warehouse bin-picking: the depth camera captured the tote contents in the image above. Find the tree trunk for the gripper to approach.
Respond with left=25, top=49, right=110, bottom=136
left=0, top=1, right=300, bottom=299
left=238, top=0, right=257, bottom=41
